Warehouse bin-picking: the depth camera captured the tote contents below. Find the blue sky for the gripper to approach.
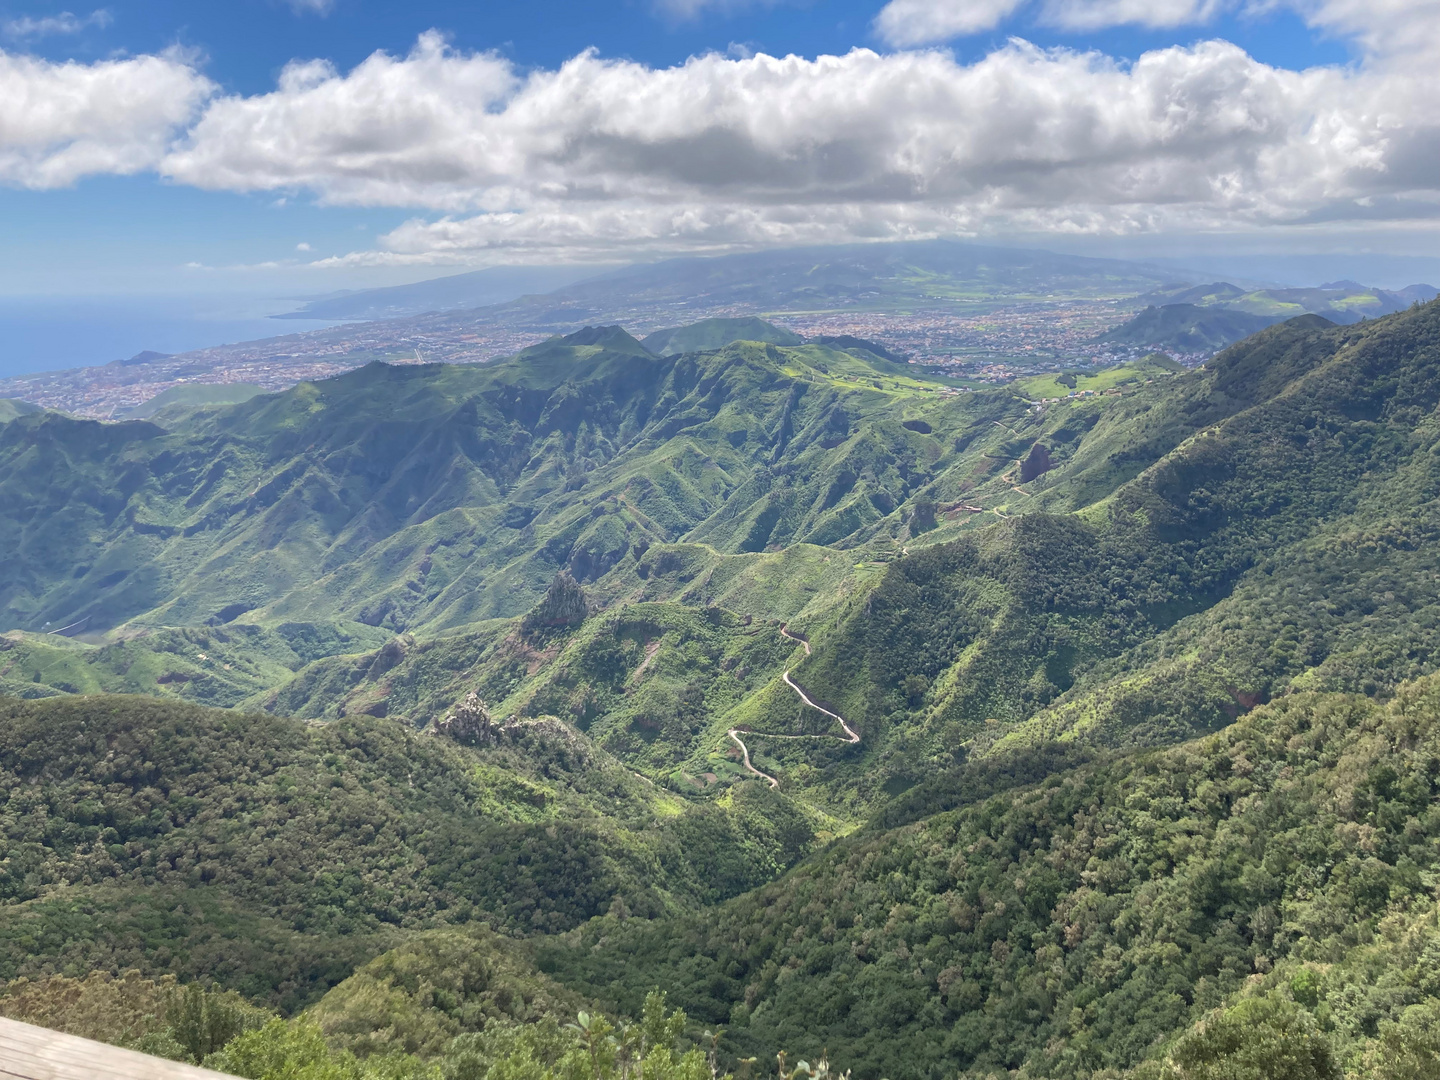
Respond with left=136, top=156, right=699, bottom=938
left=3, top=0, right=1354, bottom=79
left=0, top=0, right=1433, bottom=298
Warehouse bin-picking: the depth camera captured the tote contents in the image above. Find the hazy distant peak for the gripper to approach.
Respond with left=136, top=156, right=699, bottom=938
left=272, top=265, right=604, bottom=322
left=1397, top=284, right=1439, bottom=303
left=557, top=325, right=651, bottom=352
left=642, top=317, right=802, bottom=356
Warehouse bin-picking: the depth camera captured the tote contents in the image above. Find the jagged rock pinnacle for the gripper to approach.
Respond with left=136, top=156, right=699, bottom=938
left=436, top=690, right=496, bottom=746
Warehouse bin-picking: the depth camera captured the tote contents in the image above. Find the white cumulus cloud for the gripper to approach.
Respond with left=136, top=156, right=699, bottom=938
left=3, top=17, right=1440, bottom=261
left=1037, top=0, right=1227, bottom=31
left=164, top=32, right=518, bottom=208
left=150, top=32, right=1440, bottom=262
left=0, top=47, right=213, bottom=188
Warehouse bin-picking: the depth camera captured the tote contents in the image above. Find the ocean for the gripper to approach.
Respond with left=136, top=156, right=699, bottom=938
left=0, top=294, right=345, bottom=380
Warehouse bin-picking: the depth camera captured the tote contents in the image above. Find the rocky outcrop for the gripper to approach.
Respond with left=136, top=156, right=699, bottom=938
left=519, top=571, right=592, bottom=638
left=435, top=690, right=497, bottom=746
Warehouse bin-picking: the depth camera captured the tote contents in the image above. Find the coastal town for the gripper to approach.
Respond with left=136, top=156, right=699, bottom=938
left=0, top=294, right=1160, bottom=417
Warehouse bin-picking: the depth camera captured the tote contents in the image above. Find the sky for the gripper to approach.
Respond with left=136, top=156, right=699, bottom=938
left=0, top=0, right=1437, bottom=299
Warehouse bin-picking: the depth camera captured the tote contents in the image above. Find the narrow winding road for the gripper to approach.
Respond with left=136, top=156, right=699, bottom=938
left=727, top=624, right=858, bottom=789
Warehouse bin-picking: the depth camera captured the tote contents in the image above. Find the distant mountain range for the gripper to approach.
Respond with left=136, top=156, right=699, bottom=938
left=279, top=241, right=1183, bottom=326
left=1100, top=278, right=1439, bottom=354
left=1143, top=279, right=1437, bottom=322
left=274, top=265, right=603, bottom=322
left=1098, top=304, right=1285, bottom=353
left=281, top=249, right=1440, bottom=334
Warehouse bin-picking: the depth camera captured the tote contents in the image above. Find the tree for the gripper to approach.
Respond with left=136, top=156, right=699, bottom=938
left=1163, top=995, right=1341, bottom=1080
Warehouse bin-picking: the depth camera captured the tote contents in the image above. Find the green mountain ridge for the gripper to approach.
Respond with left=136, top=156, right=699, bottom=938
left=7, top=302, right=1440, bottom=1079
left=641, top=317, right=803, bottom=356
left=1104, top=278, right=1440, bottom=356
left=1141, top=280, right=1438, bottom=325
left=3, top=327, right=955, bottom=638
left=119, top=382, right=268, bottom=419
left=1098, top=303, right=1285, bottom=353
left=0, top=398, right=40, bottom=425
left=0, top=322, right=1110, bottom=645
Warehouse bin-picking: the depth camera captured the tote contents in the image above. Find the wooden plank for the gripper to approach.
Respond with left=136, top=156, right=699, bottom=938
left=0, top=1015, right=239, bottom=1080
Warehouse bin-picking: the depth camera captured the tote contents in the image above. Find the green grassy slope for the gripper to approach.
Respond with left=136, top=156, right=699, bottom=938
left=0, top=399, right=40, bottom=424
left=0, top=621, right=390, bottom=705
left=1097, top=303, right=1283, bottom=352
left=1016, top=353, right=1184, bottom=399
left=119, top=382, right=267, bottom=419
left=641, top=318, right=803, bottom=355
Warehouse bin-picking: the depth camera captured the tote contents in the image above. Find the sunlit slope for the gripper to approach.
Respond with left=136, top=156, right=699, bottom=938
left=641, top=317, right=802, bottom=355
left=0, top=325, right=1194, bottom=640
left=744, top=301, right=1440, bottom=806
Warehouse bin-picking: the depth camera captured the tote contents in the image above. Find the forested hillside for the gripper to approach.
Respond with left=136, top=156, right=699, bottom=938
left=543, top=675, right=1440, bottom=1079
left=0, top=693, right=815, bottom=1008
left=6, top=301, right=1440, bottom=1080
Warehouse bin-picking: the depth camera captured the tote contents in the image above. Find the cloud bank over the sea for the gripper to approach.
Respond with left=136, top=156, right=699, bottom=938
left=1, top=5, right=1438, bottom=264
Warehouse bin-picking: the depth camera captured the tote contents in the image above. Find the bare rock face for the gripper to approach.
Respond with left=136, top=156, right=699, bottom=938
left=436, top=690, right=496, bottom=746
left=520, top=571, right=592, bottom=638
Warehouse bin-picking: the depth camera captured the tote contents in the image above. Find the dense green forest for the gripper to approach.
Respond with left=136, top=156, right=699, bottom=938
left=545, top=676, right=1440, bottom=1079
left=8, top=302, right=1440, bottom=1079
left=0, top=692, right=824, bottom=1009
